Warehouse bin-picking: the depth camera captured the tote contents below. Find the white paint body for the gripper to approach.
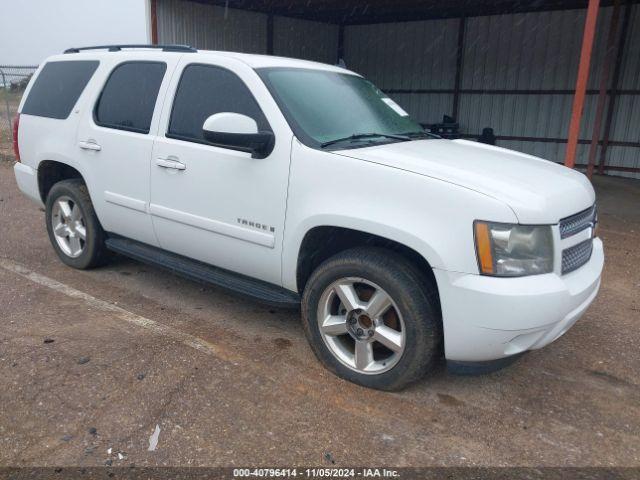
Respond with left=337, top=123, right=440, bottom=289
left=203, top=112, right=259, bottom=134
left=14, top=49, right=603, bottom=363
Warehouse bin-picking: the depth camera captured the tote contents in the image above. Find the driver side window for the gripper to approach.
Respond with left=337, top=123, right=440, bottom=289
left=167, top=64, right=271, bottom=144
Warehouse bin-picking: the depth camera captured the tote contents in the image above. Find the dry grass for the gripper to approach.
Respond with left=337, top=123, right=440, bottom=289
left=0, top=89, right=23, bottom=157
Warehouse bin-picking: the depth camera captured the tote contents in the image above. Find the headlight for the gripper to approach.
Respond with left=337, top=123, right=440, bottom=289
left=474, top=221, right=553, bottom=276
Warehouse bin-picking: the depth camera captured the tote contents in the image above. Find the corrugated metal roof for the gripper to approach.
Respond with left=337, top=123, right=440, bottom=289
left=273, top=17, right=338, bottom=64
left=619, top=3, right=640, bottom=89
left=156, top=0, right=639, bottom=178
left=462, top=8, right=612, bottom=90
left=345, top=19, right=459, bottom=91
left=157, top=0, right=267, bottom=53
left=186, top=0, right=624, bottom=24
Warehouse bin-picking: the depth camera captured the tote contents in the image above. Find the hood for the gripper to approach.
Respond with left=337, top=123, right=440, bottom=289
left=333, top=139, right=595, bottom=224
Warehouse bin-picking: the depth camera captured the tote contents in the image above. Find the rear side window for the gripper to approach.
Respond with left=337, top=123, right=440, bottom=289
left=168, top=64, right=270, bottom=143
left=22, top=61, right=99, bottom=119
left=94, top=62, right=166, bottom=134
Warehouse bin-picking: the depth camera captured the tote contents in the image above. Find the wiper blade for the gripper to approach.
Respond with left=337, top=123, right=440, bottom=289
left=320, top=132, right=410, bottom=148
left=399, top=130, right=441, bottom=139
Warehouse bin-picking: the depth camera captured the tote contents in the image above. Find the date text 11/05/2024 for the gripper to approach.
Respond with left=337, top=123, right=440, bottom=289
left=233, top=468, right=400, bottom=478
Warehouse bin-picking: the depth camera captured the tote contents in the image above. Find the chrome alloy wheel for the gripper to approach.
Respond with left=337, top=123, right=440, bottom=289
left=317, top=277, right=406, bottom=374
left=51, top=196, right=86, bottom=258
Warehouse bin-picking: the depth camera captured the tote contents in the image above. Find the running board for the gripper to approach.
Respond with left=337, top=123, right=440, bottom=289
left=105, top=237, right=300, bottom=309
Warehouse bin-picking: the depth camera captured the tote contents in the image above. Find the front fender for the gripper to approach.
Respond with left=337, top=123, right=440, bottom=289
left=283, top=214, right=447, bottom=291
left=281, top=141, right=517, bottom=290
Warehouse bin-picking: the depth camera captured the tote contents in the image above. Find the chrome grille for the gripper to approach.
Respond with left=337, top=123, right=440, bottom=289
left=562, top=239, right=593, bottom=274
left=559, top=204, right=597, bottom=239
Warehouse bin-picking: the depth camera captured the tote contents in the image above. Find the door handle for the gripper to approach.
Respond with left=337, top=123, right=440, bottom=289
left=78, top=140, right=102, bottom=151
left=156, top=157, right=186, bottom=170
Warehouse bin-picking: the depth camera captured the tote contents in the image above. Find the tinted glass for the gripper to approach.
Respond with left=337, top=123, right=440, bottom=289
left=95, top=62, right=166, bottom=133
left=168, top=64, right=270, bottom=143
left=259, top=68, right=423, bottom=148
left=22, top=61, right=99, bottom=119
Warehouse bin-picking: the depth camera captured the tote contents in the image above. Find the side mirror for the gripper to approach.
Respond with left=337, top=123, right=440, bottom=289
left=202, top=112, right=274, bottom=159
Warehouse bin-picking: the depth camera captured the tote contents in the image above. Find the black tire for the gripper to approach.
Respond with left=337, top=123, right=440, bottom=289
left=301, top=247, right=442, bottom=391
left=45, top=179, right=111, bottom=269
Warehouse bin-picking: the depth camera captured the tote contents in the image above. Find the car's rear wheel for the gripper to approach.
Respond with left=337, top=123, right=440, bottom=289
left=301, top=247, right=442, bottom=391
left=45, top=179, right=111, bottom=269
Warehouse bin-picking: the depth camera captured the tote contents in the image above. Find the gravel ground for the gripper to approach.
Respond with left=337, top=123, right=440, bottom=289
left=0, top=159, right=638, bottom=468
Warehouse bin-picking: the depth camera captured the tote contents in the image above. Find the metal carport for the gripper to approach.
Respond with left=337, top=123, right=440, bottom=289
left=150, top=0, right=640, bottom=177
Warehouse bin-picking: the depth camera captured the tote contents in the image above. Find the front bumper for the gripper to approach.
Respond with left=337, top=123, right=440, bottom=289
left=434, top=238, right=604, bottom=362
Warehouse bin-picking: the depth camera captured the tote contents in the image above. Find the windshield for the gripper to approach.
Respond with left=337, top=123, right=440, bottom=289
left=257, top=67, right=426, bottom=149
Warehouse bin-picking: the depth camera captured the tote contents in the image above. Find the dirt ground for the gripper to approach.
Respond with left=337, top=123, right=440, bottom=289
left=0, top=159, right=638, bottom=468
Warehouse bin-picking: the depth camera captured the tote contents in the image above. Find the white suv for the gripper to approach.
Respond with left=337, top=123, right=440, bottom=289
left=13, top=45, right=603, bottom=390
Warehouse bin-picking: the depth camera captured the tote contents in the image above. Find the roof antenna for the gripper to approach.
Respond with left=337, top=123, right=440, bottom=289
left=337, top=58, right=347, bottom=68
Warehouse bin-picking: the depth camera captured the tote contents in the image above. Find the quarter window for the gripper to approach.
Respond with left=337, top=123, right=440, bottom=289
left=94, top=62, right=166, bottom=134
left=168, top=64, right=270, bottom=143
left=22, top=61, right=99, bottom=119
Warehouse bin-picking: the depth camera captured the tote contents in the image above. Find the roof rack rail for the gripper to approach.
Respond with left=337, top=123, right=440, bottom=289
left=63, top=44, right=197, bottom=54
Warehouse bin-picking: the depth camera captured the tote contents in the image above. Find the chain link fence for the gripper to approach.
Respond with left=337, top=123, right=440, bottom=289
left=0, top=65, right=38, bottom=158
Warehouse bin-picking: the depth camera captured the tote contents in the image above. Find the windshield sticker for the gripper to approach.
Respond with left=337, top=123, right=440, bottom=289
left=382, top=97, right=409, bottom=116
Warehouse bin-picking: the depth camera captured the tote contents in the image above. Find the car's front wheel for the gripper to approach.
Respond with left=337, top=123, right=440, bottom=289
left=301, top=247, right=442, bottom=391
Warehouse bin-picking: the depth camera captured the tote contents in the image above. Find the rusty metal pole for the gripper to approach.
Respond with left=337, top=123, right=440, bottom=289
left=150, top=0, right=158, bottom=45
left=586, top=0, right=621, bottom=179
left=564, top=0, right=600, bottom=169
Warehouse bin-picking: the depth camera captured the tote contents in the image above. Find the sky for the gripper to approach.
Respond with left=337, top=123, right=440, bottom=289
left=0, top=0, right=150, bottom=65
